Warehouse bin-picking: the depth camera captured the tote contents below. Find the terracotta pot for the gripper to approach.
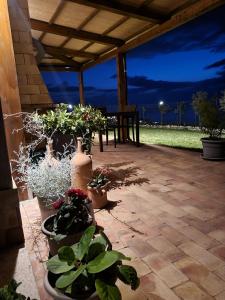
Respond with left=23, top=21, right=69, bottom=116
left=87, top=182, right=109, bottom=209
left=37, top=197, right=56, bottom=222
left=201, top=137, right=225, bottom=160
left=41, top=215, right=85, bottom=256
left=71, top=137, right=92, bottom=191
left=44, top=272, right=99, bottom=300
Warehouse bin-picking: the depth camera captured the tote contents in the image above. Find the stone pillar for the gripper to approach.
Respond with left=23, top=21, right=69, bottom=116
left=7, top=0, right=52, bottom=110
left=0, top=100, right=24, bottom=248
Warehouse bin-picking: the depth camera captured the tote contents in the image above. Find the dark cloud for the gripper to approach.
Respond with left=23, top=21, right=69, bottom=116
left=205, top=58, right=225, bottom=69
left=128, top=5, right=225, bottom=59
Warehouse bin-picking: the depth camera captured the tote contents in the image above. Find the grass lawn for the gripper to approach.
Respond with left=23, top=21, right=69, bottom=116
left=139, top=127, right=207, bottom=150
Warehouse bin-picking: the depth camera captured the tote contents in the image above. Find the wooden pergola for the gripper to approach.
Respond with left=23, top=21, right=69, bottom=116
left=29, top=0, right=224, bottom=111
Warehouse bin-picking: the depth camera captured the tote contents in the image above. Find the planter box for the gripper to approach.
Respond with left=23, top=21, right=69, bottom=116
left=201, top=138, right=225, bottom=160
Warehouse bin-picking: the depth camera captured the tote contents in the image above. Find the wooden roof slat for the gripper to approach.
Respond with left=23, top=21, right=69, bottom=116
left=67, top=0, right=169, bottom=23
left=43, top=44, right=98, bottom=59
left=40, top=0, right=66, bottom=42
left=30, top=19, right=124, bottom=46
left=77, top=8, right=99, bottom=30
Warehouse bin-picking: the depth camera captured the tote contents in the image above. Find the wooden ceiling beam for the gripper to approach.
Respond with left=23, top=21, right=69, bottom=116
left=43, top=48, right=82, bottom=70
left=43, top=44, right=97, bottom=59
left=81, top=0, right=225, bottom=70
left=39, top=63, right=78, bottom=71
left=68, top=0, right=168, bottom=23
left=30, top=19, right=124, bottom=46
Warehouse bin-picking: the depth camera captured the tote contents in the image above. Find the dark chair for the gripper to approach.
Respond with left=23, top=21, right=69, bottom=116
left=105, top=116, right=117, bottom=148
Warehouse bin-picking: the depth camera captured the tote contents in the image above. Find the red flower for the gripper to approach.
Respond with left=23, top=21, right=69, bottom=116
left=52, top=199, right=64, bottom=209
left=67, top=188, right=87, bottom=199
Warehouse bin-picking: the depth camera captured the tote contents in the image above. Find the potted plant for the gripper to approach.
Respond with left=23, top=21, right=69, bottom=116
left=87, top=168, right=111, bottom=209
left=41, top=188, right=94, bottom=255
left=192, top=91, right=225, bottom=160
left=13, top=142, right=72, bottom=221
left=40, top=104, right=106, bottom=154
left=0, top=279, right=35, bottom=299
left=44, top=225, right=140, bottom=300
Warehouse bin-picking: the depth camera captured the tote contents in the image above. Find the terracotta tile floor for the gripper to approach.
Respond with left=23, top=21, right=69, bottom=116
left=20, top=142, right=225, bottom=299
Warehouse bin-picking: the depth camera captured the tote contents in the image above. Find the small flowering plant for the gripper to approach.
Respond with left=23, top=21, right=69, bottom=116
left=49, top=189, right=93, bottom=238
left=88, top=167, right=111, bottom=189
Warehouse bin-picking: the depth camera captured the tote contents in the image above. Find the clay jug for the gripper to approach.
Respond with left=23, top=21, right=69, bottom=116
left=71, top=137, right=92, bottom=191
left=41, top=139, right=58, bottom=167
left=38, top=139, right=58, bottom=221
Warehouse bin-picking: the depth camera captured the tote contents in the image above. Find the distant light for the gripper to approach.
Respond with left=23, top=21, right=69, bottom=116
left=65, top=66, right=70, bottom=69
left=159, top=100, right=164, bottom=106
left=68, top=104, right=73, bottom=109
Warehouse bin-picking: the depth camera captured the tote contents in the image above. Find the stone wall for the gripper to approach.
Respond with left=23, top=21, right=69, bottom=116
left=8, top=0, right=52, bottom=109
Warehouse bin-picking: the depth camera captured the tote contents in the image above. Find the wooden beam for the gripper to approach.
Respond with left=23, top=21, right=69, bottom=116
left=68, top=0, right=168, bottom=23
left=78, top=71, right=85, bottom=105
left=117, top=53, right=127, bottom=112
left=43, top=45, right=98, bottom=59
left=82, top=0, right=225, bottom=70
left=39, top=63, right=78, bottom=71
left=30, top=19, right=124, bottom=46
left=43, top=47, right=82, bottom=69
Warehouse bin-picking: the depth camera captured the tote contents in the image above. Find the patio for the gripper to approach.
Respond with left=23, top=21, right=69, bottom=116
left=18, top=142, right=225, bottom=299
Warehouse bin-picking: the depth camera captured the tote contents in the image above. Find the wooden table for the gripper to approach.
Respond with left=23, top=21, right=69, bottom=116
left=99, top=111, right=140, bottom=152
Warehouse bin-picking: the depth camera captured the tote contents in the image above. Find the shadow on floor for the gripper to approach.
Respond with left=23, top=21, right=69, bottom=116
left=0, top=245, right=21, bottom=286
left=100, top=161, right=150, bottom=190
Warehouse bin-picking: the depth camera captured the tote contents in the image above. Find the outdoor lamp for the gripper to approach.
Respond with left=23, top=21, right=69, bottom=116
left=159, top=100, right=164, bottom=106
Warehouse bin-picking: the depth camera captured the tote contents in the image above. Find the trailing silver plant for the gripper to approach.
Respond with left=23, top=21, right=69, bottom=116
left=12, top=142, right=74, bottom=205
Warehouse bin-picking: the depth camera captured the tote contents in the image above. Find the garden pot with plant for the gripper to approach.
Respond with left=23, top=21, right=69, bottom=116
left=13, top=140, right=72, bottom=222
left=40, top=104, right=106, bottom=155
left=42, top=189, right=94, bottom=256
left=87, top=168, right=111, bottom=209
left=192, top=91, right=225, bottom=160
left=44, top=225, right=140, bottom=300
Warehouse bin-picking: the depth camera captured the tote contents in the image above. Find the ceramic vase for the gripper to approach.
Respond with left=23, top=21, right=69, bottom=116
left=37, top=139, right=58, bottom=221
left=71, top=137, right=92, bottom=191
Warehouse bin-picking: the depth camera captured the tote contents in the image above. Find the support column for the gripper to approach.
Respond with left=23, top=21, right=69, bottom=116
left=117, top=52, right=127, bottom=112
left=78, top=71, right=85, bottom=105
left=0, top=100, right=24, bottom=248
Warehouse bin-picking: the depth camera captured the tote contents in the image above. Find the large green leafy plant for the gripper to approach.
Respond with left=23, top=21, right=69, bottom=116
left=192, top=91, right=225, bottom=138
left=40, top=104, right=106, bottom=153
left=46, top=226, right=139, bottom=300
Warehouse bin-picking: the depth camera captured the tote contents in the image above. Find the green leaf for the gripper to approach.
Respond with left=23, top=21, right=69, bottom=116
left=46, top=255, right=74, bottom=274
left=87, top=251, right=130, bottom=274
left=117, top=265, right=140, bottom=290
left=86, top=235, right=108, bottom=261
left=56, top=264, right=86, bottom=289
left=76, top=226, right=96, bottom=261
left=58, top=246, right=75, bottom=265
left=95, top=279, right=121, bottom=300
left=52, top=234, right=67, bottom=242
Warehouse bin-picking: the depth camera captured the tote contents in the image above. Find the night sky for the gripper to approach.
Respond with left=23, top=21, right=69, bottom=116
left=41, top=4, right=225, bottom=124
